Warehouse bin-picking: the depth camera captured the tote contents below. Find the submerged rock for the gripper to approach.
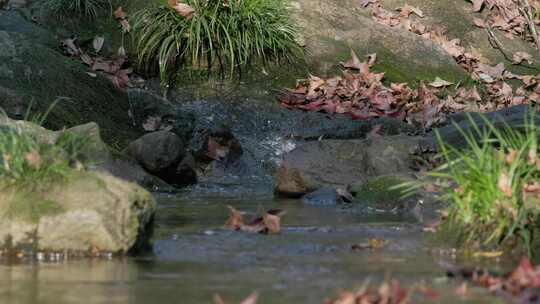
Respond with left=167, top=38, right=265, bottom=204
left=301, top=187, right=347, bottom=206
left=275, top=135, right=422, bottom=197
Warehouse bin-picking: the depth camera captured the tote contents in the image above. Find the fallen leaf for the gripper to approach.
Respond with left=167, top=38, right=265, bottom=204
left=497, top=171, right=513, bottom=197
left=114, top=6, right=126, bottom=20
left=472, top=0, right=484, bottom=12
left=24, top=151, right=41, bottom=169
left=92, top=36, right=104, bottom=54
left=168, top=0, right=196, bottom=19
left=225, top=205, right=245, bottom=230
left=340, top=49, right=363, bottom=70
left=429, top=77, right=454, bottom=88
left=512, top=52, right=533, bottom=65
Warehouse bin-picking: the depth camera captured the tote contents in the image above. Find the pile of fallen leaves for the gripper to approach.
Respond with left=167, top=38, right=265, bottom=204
left=366, top=0, right=539, bottom=107
left=280, top=1, right=539, bottom=127
left=60, top=7, right=134, bottom=89
left=280, top=51, right=482, bottom=128
left=448, top=256, right=540, bottom=300
left=225, top=206, right=285, bottom=234
left=468, top=0, right=540, bottom=49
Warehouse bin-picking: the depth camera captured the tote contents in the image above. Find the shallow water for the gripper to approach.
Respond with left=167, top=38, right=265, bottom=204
left=0, top=193, right=509, bottom=304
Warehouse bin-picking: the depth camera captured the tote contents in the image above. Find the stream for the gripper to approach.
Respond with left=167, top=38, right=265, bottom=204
left=0, top=191, right=511, bottom=303
left=0, top=88, right=519, bottom=303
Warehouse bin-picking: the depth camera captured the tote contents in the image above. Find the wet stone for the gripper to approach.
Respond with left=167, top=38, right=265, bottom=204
left=301, top=187, right=344, bottom=206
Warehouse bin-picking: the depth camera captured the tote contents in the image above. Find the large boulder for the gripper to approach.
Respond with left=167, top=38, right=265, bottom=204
left=0, top=117, right=156, bottom=254
left=289, top=0, right=467, bottom=84
left=275, top=135, right=421, bottom=197
left=0, top=171, right=156, bottom=254
left=0, top=11, right=141, bottom=146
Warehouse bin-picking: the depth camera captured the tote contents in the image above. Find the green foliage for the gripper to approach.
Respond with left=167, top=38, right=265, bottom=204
left=0, top=126, right=72, bottom=190
left=37, top=0, right=111, bottom=18
left=425, top=110, right=540, bottom=255
left=132, top=0, right=303, bottom=85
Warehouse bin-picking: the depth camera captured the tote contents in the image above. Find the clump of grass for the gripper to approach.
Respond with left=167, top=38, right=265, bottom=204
left=37, top=0, right=111, bottom=19
left=424, top=110, right=540, bottom=256
left=132, top=0, right=303, bottom=85
left=0, top=126, right=72, bottom=190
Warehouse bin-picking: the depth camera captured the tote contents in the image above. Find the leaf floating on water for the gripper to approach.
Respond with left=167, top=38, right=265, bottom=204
left=224, top=205, right=245, bottom=230
left=472, top=251, right=503, bottom=258
left=213, top=292, right=259, bottom=304
left=224, top=207, right=285, bottom=234
left=351, top=238, right=385, bottom=250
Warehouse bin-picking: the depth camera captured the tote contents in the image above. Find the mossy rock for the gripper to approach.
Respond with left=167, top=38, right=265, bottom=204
left=351, top=175, right=412, bottom=209
left=0, top=12, right=142, bottom=147
left=289, top=0, right=467, bottom=86
left=0, top=171, right=156, bottom=254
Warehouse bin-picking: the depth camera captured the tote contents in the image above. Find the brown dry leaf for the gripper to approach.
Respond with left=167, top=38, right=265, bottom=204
left=505, top=149, right=518, bottom=164
left=429, top=77, right=454, bottom=88
left=262, top=213, right=281, bottom=234
left=114, top=6, right=126, bottom=19
left=240, top=292, right=259, bottom=304
left=498, top=171, right=513, bottom=197
left=225, top=205, right=245, bottom=230
left=472, top=0, right=484, bottom=12
left=168, top=0, right=196, bottom=19
left=341, top=49, right=363, bottom=70
left=214, top=292, right=258, bottom=304
left=473, top=17, right=486, bottom=28
left=512, top=52, right=533, bottom=65
left=92, top=36, right=104, bottom=54
left=24, top=151, right=41, bottom=169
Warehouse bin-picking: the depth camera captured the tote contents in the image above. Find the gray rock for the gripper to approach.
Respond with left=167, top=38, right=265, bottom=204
left=0, top=12, right=141, bottom=146
left=301, top=187, right=344, bottom=206
left=0, top=118, right=156, bottom=254
left=0, top=171, right=156, bottom=254
left=123, top=131, right=197, bottom=187
left=275, top=135, right=421, bottom=197
left=426, top=105, right=540, bottom=149
left=124, top=131, right=185, bottom=173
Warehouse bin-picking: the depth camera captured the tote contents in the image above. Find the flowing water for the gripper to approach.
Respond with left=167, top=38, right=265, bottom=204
left=0, top=191, right=511, bottom=304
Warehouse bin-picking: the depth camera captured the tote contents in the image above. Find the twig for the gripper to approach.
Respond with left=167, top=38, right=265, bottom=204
left=519, top=0, right=540, bottom=50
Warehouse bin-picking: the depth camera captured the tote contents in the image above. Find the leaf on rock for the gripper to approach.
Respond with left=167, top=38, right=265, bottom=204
left=340, top=49, right=363, bottom=70
left=512, top=51, right=533, bottom=65
left=472, top=0, right=484, bottom=12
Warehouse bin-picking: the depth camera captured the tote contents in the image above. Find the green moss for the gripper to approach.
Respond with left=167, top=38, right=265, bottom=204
left=7, top=193, right=64, bottom=223
left=0, top=31, right=141, bottom=146
left=351, top=175, right=410, bottom=206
